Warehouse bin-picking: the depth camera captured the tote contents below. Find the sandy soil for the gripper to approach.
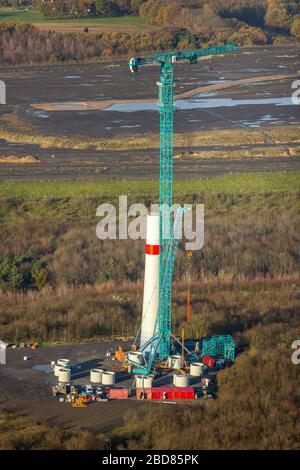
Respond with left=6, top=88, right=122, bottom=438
left=0, top=155, right=40, bottom=164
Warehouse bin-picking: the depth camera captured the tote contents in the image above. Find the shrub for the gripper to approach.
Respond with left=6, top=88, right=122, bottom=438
left=31, top=260, right=48, bottom=290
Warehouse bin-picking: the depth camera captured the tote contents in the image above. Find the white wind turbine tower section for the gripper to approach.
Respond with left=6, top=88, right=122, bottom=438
left=140, top=213, right=160, bottom=353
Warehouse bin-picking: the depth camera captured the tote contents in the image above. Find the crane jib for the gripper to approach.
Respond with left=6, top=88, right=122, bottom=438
left=129, top=44, right=237, bottom=70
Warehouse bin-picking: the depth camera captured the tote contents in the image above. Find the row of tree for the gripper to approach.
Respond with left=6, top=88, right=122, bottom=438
left=0, top=250, right=48, bottom=291
left=0, top=1, right=32, bottom=6
left=1, top=16, right=298, bottom=68
left=1, top=1, right=299, bottom=41
left=37, top=0, right=146, bottom=18
left=0, top=0, right=146, bottom=17
left=140, top=0, right=300, bottom=38
left=0, top=23, right=178, bottom=65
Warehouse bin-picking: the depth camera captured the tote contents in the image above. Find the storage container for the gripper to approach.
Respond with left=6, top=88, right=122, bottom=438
left=58, top=367, right=71, bottom=383
left=167, top=355, right=182, bottom=369
left=109, top=388, right=129, bottom=399
left=57, top=358, right=70, bottom=367
left=128, top=351, right=144, bottom=365
left=190, top=362, right=204, bottom=377
left=90, top=368, right=103, bottom=383
left=137, top=386, right=194, bottom=400
left=135, top=375, right=153, bottom=389
left=173, top=373, right=189, bottom=387
left=102, top=371, right=116, bottom=385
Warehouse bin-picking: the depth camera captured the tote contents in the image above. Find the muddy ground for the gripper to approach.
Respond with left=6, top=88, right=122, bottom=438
left=0, top=45, right=299, bottom=180
left=1, top=142, right=300, bottom=180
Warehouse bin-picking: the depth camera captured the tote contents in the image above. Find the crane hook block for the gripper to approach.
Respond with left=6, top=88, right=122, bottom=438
left=129, top=57, right=139, bottom=73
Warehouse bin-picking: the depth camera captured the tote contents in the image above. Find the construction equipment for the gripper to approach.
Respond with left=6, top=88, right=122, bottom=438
left=202, top=335, right=235, bottom=362
left=129, top=44, right=237, bottom=365
left=72, top=396, right=88, bottom=408
left=181, top=328, right=186, bottom=368
left=186, top=251, right=192, bottom=324
left=115, top=345, right=126, bottom=363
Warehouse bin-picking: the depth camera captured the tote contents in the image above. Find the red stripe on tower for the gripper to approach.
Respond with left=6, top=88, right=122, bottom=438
left=145, top=244, right=160, bottom=255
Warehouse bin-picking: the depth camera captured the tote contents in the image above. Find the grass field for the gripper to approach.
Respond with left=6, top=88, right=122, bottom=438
left=0, top=7, right=145, bottom=25
left=0, top=410, right=106, bottom=450
left=0, top=172, right=299, bottom=199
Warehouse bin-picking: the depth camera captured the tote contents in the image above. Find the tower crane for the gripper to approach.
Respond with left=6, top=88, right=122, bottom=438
left=128, top=44, right=238, bottom=370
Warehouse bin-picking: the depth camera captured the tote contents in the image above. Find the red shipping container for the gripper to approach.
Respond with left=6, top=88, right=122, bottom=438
left=150, top=387, right=194, bottom=400
left=201, top=355, right=215, bottom=368
left=109, top=388, right=129, bottom=399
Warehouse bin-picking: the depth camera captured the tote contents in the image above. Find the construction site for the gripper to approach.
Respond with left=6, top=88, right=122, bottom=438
left=0, top=37, right=299, bottom=450
left=0, top=45, right=241, bottom=424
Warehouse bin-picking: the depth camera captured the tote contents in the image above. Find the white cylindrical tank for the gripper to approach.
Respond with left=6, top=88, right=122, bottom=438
left=57, top=358, right=70, bottom=367
left=135, top=375, right=153, bottom=389
left=128, top=351, right=144, bottom=365
left=143, top=376, right=153, bottom=388
left=140, top=214, right=160, bottom=353
left=102, top=371, right=116, bottom=385
left=90, top=368, right=103, bottom=383
left=190, top=362, right=204, bottom=377
left=54, top=364, right=61, bottom=376
left=173, top=373, right=189, bottom=387
left=167, top=355, right=182, bottom=369
left=58, top=367, right=71, bottom=383
left=135, top=376, right=144, bottom=388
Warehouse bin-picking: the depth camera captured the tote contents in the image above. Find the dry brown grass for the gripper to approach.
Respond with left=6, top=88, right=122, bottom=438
left=0, top=190, right=299, bottom=343
left=174, top=146, right=300, bottom=159
left=0, top=155, right=40, bottom=164
left=34, top=22, right=157, bottom=34
left=0, top=124, right=299, bottom=153
left=0, top=410, right=106, bottom=450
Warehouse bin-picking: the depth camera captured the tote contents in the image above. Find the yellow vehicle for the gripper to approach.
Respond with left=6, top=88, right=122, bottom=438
left=72, top=396, right=88, bottom=408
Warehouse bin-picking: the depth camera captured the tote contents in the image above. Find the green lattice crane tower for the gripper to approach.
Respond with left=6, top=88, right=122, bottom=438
left=129, top=44, right=237, bottom=361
